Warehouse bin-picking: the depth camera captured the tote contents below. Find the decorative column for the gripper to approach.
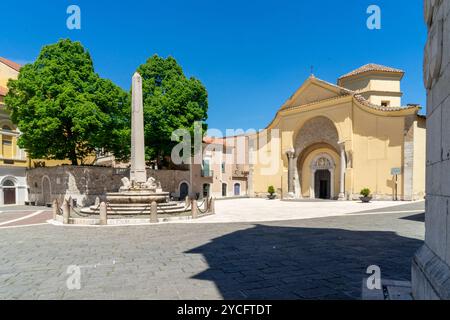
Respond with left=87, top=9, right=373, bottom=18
left=329, top=169, right=335, bottom=200
left=293, top=155, right=302, bottom=199
left=310, top=169, right=316, bottom=199
left=338, top=142, right=346, bottom=200
left=130, top=72, right=147, bottom=185
left=286, top=149, right=295, bottom=198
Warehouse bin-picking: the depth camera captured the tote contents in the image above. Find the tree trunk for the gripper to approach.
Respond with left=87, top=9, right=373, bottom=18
left=156, top=150, right=161, bottom=169
left=69, top=148, right=78, bottom=166
left=66, top=126, right=78, bottom=166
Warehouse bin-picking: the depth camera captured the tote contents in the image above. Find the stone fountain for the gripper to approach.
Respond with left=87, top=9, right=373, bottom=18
left=81, top=73, right=186, bottom=216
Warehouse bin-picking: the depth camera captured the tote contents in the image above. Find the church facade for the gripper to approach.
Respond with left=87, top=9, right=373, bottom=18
left=248, top=64, right=426, bottom=201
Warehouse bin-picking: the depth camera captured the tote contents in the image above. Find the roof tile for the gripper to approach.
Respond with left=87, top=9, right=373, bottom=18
left=339, top=63, right=404, bottom=80
left=0, top=57, right=22, bottom=72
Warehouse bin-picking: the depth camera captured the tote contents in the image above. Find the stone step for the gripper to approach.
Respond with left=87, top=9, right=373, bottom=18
left=105, top=206, right=186, bottom=213
left=80, top=205, right=188, bottom=215
left=98, top=202, right=184, bottom=208
left=89, top=203, right=184, bottom=210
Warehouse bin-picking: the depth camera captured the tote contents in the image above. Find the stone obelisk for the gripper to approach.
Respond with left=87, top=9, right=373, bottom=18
left=130, top=72, right=147, bottom=185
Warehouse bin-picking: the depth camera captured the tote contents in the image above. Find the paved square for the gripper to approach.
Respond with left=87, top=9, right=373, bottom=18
left=0, top=201, right=424, bottom=299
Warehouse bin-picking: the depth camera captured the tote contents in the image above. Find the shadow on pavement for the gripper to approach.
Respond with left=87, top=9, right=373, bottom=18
left=186, top=224, right=422, bottom=299
left=400, top=213, right=425, bottom=222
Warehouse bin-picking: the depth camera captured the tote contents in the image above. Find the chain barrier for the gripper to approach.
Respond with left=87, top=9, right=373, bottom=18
left=196, top=198, right=209, bottom=214
left=183, top=199, right=191, bottom=211
left=57, top=204, right=63, bottom=216
left=69, top=202, right=97, bottom=217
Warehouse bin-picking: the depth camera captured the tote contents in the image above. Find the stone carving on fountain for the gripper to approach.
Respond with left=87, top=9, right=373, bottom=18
left=118, top=177, right=162, bottom=192
left=119, top=177, right=131, bottom=191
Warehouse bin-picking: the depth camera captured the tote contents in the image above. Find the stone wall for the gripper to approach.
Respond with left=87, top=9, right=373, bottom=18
left=27, top=166, right=190, bottom=207
left=412, top=0, right=450, bottom=300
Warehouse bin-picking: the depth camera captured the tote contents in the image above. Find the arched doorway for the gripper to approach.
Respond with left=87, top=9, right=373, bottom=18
left=310, top=154, right=335, bottom=199
left=234, top=183, right=241, bottom=196
left=179, top=182, right=189, bottom=200
left=314, top=170, right=331, bottom=199
left=2, top=179, right=16, bottom=205
left=292, top=116, right=342, bottom=199
left=222, top=183, right=227, bottom=197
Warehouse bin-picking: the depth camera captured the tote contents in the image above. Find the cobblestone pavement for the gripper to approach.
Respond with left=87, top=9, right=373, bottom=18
left=0, top=202, right=424, bottom=299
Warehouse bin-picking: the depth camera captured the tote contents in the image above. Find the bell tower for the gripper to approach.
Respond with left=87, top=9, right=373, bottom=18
left=338, top=63, right=404, bottom=107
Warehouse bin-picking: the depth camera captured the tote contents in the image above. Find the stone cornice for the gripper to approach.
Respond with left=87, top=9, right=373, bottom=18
left=353, top=95, right=420, bottom=116
left=358, top=90, right=404, bottom=97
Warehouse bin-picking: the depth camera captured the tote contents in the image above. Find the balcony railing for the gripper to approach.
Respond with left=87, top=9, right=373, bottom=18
left=201, top=169, right=214, bottom=177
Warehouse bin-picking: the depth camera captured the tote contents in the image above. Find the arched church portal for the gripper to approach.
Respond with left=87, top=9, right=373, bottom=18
left=287, top=116, right=346, bottom=200
left=310, top=154, right=335, bottom=199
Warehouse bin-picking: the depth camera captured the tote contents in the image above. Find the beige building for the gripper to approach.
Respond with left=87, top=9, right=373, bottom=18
left=0, top=57, right=71, bottom=205
left=198, top=137, right=249, bottom=199
left=248, top=63, right=426, bottom=201
left=0, top=57, right=28, bottom=205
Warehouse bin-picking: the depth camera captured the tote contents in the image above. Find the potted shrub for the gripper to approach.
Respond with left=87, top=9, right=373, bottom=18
left=360, top=188, right=372, bottom=203
left=267, top=185, right=276, bottom=200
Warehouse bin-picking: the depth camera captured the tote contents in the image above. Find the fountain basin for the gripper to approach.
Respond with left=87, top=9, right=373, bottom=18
left=106, top=191, right=170, bottom=204
left=80, top=201, right=188, bottom=215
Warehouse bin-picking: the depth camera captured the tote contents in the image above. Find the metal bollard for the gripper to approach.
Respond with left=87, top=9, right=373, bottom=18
left=150, top=201, right=158, bottom=223
left=62, top=199, right=70, bottom=224
left=99, top=202, right=107, bottom=225
left=52, top=199, right=59, bottom=220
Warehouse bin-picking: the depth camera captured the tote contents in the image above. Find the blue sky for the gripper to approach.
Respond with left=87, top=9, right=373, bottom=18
left=1, top=0, right=426, bottom=133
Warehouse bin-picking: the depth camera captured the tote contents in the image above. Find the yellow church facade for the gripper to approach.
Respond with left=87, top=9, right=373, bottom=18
left=249, top=64, right=426, bottom=201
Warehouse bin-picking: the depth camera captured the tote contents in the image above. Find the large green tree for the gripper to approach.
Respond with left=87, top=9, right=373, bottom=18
left=137, top=55, right=208, bottom=166
left=5, top=39, right=130, bottom=165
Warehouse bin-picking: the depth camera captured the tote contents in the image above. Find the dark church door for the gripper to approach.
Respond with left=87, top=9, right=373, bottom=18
left=315, top=170, right=331, bottom=199
left=3, top=188, right=16, bottom=205
left=179, top=183, right=189, bottom=200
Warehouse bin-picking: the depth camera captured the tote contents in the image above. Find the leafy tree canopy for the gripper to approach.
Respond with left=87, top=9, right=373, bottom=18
left=137, top=55, right=208, bottom=166
left=5, top=39, right=130, bottom=165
